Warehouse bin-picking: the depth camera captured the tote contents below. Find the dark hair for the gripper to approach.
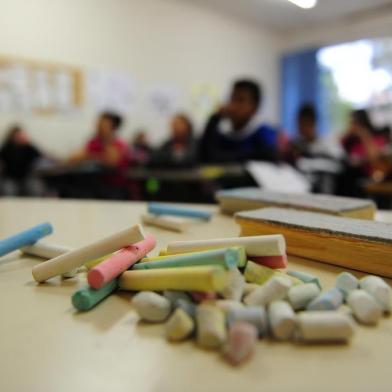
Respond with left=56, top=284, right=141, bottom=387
left=351, top=109, right=374, bottom=132
left=101, top=112, right=123, bottom=131
left=3, top=125, right=22, bottom=145
left=174, top=113, right=194, bottom=138
left=298, top=103, right=317, bottom=123
left=233, top=79, right=263, bottom=107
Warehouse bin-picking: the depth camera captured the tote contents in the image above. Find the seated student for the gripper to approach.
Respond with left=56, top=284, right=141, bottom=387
left=129, top=130, right=152, bottom=166
left=151, top=113, right=198, bottom=168
left=339, top=109, right=390, bottom=196
left=286, top=104, right=342, bottom=163
left=0, top=125, right=44, bottom=196
left=69, top=112, right=129, bottom=184
left=199, top=80, right=278, bottom=164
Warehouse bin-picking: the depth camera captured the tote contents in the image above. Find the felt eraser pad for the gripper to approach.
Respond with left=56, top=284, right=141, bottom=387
left=236, top=208, right=392, bottom=278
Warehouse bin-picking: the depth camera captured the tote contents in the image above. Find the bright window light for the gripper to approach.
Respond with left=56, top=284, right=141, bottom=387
left=287, top=0, right=318, bottom=9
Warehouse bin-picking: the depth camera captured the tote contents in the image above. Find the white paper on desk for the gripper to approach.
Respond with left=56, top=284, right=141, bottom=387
left=246, top=161, right=311, bottom=193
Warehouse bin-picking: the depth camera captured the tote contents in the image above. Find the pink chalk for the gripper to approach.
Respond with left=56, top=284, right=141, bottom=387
left=249, top=254, right=288, bottom=269
left=88, top=235, right=156, bottom=289
left=190, top=292, right=217, bottom=303
left=224, top=322, right=258, bottom=366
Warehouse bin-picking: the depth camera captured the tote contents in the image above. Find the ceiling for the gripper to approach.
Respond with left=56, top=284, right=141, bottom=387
left=181, top=0, right=392, bottom=32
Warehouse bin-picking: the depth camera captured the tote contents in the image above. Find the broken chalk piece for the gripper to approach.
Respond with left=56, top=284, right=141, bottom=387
left=336, top=272, right=359, bottom=298
left=287, top=283, right=321, bottom=311
left=287, top=270, right=322, bottom=290
left=307, top=288, right=344, bottom=311
left=223, top=322, right=258, bottom=366
left=132, top=291, right=172, bottom=323
left=165, top=308, right=195, bottom=342
left=347, top=289, right=383, bottom=325
left=148, top=203, right=212, bottom=221
left=21, top=241, right=71, bottom=259
left=220, top=268, right=246, bottom=302
left=248, top=255, right=287, bottom=269
left=227, top=306, right=268, bottom=337
left=360, top=276, right=392, bottom=313
left=268, top=301, right=296, bottom=341
left=142, top=214, right=188, bottom=233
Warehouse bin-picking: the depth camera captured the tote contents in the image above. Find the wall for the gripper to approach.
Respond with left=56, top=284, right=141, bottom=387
left=283, top=6, right=392, bottom=52
left=0, top=0, right=283, bottom=155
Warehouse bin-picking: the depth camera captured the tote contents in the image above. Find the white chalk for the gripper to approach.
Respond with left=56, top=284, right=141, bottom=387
left=295, top=311, right=355, bottom=343
left=206, top=300, right=245, bottom=314
left=360, top=276, right=392, bottom=313
left=22, top=241, right=72, bottom=259
left=227, top=306, right=268, bottom=337
left=131, top=292, right=172, bottom=323
left=32, top=224, right=145, bottom=282
left=166, top=235, right=286, bottom=257
left=142, top=214, right=188, bottom=233
left=220, top=268, right=245, bottom=302
left=336, top=272, right=358, bottom=298
left=347, top=289, right=383, bottom=325
left=287, top=283, right=321, bottom=311
left=165, top=308, right=195, bottom=341
left=268, top=301, right=296, bottom=341
left=243, top=283, right=260, bottom=297
left=244, top=277, right=292, bottom=307
left=196, top=304, right=227, bottom=350
left=307, top=288, right=344, bottom=311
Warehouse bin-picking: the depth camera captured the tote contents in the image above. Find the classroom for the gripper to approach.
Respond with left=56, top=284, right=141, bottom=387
left=0, top=1, right=392, bottom=391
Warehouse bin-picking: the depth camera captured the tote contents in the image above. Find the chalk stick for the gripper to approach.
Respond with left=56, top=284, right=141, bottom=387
left=287, top=270, right=322, bottom=290
left=287, top=283, right=321, bottom=311
left=84, top=254, right=112, bottom=270
left=244, top=261, right=302, bottom=286
left=191, top=292, right=217, bottom=303
left=223, top=322, right=258, bottom=366
left=295, top=312, right=355, bottom=343
left=307, top=288, right=344, bottom=311
left=347, top=289, right=382, bottom=325
left=227, top=307, right=268, bottom=337
left=0, top=222, right=53, bottom=257
left=148, top=203, right=212, bottom=220
left=134, top=247, right=244, bottom=271
left=244, top=277, right=292, bottom=306
left=132, top=291, right=172, bottom=322
left=196, top=304, right=227, bottom=349
left=21, top=241, right=72, bottom=259
left=163, top=291, right=191, bottom=306
left=220, top=268, right=245, bottom=301
left=119, top=266, right=229, bottom=293
left=176, top=298, right=196, bottom=318
left=236, top=208, right=392, bottom=278
left=243, top=283, right=260, bottom=297
left=141, top=247, right=247, bottom=268
left=165, top=308, right=195, bottom=341
left=72, top=279, right=118, bottom=311
left=141, top=214, right=188, bottom=233
left=336, top=272, right=359, bottom=298
left=248, top=255, right=287, bottom=269
left=32, top=224, right=145, bottom=282
left=159, top=248, right=170, bottom=256
left=166, top=234, right=285, bottom=257
left=88, top=235, right=156, bottom=289
left=268, top=301, right=296, bottom=340
left=360, top=276, right=392, bottom=313
left=206, top=300, right=245, bottom=314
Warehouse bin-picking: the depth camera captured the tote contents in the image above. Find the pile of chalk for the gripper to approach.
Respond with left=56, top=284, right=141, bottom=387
left=1, top=221, right=390, bottom=367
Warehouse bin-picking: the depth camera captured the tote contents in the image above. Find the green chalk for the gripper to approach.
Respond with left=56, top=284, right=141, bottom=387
left=72, top=279, right=118, bottom=311
left=134, top=247, right=245, bottom=271
left=287, top=270, right=322, bottom=290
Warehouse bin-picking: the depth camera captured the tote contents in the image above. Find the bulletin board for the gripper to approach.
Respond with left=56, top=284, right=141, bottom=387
left=0, top=55, right=83, bottom=114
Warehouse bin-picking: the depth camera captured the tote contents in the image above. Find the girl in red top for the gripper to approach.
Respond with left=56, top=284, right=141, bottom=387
left=70, top=112, right=129, bottom=186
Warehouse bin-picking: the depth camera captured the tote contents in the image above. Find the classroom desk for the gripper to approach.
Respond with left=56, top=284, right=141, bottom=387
left=0, top=198, right=391, bottom=392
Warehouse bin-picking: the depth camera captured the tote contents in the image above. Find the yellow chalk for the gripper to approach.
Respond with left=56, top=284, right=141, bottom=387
left=159, top=248, right=170, bottom=256
left=244, top=261, right=302, bottom=286
left=84, top=254, right=112, bottom=270
left=119, top=266, right=229, bottom=292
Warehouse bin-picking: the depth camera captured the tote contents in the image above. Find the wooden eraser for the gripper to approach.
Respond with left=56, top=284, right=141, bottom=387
left=236, top=208, right=392, bottom=278
left=217, top=188, right=376, bottom=219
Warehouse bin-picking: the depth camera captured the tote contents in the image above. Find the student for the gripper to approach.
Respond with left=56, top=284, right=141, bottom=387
left=130, top=130, right=152, bottom=166
left=0, top=125, right=44, bottom=196
left=199, top=80, right=278, bottom=164
left=151, top=113, right=198, bottom=168
left=338, top=109, right=390, bottom=197
left=286, top=104, right=342, bottom=163
left=69, top=112, right=129, bottom=182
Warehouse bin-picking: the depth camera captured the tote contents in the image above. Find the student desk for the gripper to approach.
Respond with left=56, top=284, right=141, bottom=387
left=0, top=198, right=391, bottom=392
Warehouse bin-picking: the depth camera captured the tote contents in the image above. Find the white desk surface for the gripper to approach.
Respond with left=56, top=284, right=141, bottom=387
left=0, top=198, right=391, bottom=392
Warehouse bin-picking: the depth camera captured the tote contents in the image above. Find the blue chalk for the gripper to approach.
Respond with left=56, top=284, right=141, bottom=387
left=148, top=203, right=212, bottom=220
left=0, top=222, right=53, bottom=257
left=307, top=288, right=343, bottom=311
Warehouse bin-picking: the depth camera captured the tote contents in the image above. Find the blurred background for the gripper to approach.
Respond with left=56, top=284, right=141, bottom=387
left=1, top=0, right=392, bottom=207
